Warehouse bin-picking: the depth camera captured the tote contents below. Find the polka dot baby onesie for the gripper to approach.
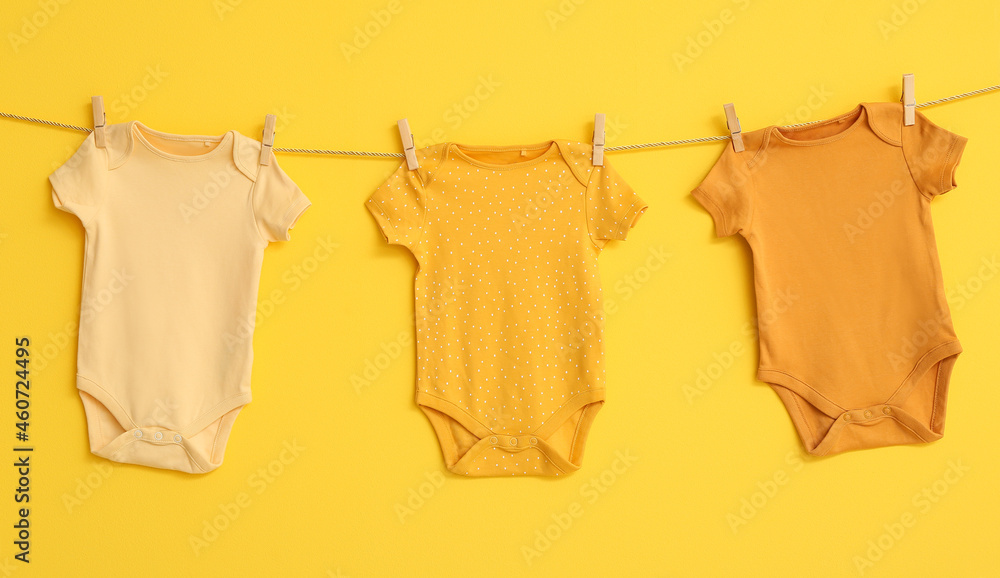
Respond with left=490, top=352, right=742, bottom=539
left=367, top=141, right=646, bottom=476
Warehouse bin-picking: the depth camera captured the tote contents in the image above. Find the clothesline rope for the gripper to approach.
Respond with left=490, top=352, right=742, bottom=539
left=3, top=84, right=998, bottom=158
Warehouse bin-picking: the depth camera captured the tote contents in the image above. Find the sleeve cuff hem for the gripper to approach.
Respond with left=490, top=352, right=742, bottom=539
left=940, top=134, right=968, bottom=194
left=611, top=199, right=648, bottom=241
left=366, top=198, right=397, bottom=244
left=691, top=187, right=730, bottom=237
left=277, top=197, right=311, bottom=241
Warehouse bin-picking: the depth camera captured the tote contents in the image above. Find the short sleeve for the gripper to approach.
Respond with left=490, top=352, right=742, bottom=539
left=586, top=159, right=647, bottom=247
left=691, top=144, right=755, bottom=237
left=902, top=110, right=967, bottom=197
left=49, top=133, right=108, bottom=225
left=366, top=162, right=426, bottom=251
left=252, top=157, right=311, bottom=242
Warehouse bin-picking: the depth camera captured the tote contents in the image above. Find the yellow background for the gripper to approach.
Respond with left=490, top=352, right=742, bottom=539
left=0, top=0, right=997, bottom=576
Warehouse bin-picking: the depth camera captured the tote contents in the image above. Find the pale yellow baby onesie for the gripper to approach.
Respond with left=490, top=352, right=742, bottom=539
left=367, top=141, right=646, bottom=476
left=50, top=121, right=310, bottom=473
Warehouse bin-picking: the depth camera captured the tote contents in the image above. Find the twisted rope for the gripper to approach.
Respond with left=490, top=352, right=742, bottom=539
left=4, top=84, right=997, bottom=157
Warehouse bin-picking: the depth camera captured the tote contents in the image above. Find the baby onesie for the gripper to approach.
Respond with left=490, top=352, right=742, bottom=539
left=367, top=141, right=646, bottom=476
left=692, top=103, right=966, bottom=456
left=50, top=121, right=310, bottom=473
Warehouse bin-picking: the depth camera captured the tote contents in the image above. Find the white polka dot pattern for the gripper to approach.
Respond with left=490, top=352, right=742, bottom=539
left=367, top=141, right=647, bottom=476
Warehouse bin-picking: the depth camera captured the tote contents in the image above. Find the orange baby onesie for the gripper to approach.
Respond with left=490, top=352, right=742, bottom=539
left=367, top=141, right=646, bottom=476
left=50, top=121, right=310, bottom=473
left=692, top=103, right=966, bottom=456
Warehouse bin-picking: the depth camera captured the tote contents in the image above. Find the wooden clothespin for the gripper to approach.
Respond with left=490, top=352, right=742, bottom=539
left=593, top=113, right=606, bottom=166
left=397, top=119, right=419, bottom=170
left=91, top=96, right=106, bottom=149
left=259, top=114, right=276, bottom=166
left=901, top=73, right=915, bottom=126
left=593, top=112, right=605, bottom=167
left=723, top=103, right=744, bottom=152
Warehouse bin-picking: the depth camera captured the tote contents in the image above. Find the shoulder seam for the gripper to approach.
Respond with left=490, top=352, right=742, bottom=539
left=107, top=122, right=134, bottom=170
left=233, top=133, right=260, bottom=182
left=865, top=103, right=902, bottom=146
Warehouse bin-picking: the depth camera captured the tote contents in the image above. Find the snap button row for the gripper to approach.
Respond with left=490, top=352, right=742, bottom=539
left=864, top=410, right=873, bottom=419
left=134, top=429, right=182, bottom=442
left=882, top=406, right=892, bottom=415
left=489, top=435, right=539, bottom=446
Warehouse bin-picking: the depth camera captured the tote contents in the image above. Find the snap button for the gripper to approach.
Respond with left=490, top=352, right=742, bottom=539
left=510, top=438, right=518, bottom=446
left=134, top=430, right=143, bottom=438
left=173, top=434, right=182, bottom=442
left=843, top=413, right=851, bottom=421
left=882, top=406, right=892, bottom=415
left=864, top=410, right=873, bottom=419
left=154, top=432, right=163, bottom=440
left=489, top=436, right=498, bottom=445
left=529, top=437, right=537, bottom=445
